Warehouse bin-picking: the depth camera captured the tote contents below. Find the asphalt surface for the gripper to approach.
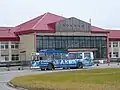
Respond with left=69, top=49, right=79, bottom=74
left=0, top=63, right=120, bottom=90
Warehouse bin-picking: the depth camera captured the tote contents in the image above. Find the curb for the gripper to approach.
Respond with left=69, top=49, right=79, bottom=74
left=7, top=82, right=28, bottom=90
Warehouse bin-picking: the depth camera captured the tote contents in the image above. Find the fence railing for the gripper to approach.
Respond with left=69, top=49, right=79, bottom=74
left=0, top=60, right=31, bottom=67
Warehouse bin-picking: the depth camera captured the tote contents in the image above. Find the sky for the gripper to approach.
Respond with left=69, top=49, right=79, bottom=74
left=0, top=0, right=120, bottom=29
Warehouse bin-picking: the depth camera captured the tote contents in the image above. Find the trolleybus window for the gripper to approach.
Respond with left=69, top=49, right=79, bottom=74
left=77, top=53, right=82, bottom=59
left=68, top=53, right=82, bottom=59
left=84, top=52, right=91, bottom=59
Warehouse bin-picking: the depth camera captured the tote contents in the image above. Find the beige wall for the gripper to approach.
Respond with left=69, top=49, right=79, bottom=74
left=37, top=32, right=107, bottom=36
left=11, top=50, right=19, bottom=54
left=19, top=33, right=36, bottom=61
left=1, top=50, right=9, bottom=55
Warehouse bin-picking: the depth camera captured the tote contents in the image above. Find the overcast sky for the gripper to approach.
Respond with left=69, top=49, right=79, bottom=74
left=0, top=0, right=120, bottom=29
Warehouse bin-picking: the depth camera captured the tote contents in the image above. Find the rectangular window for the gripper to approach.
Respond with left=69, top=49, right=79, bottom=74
left=74, top=36, right=79, bottom=40
left=84, top=52, right=91, bottom=59
left=55, top=40, right=61, bottom=49
left=68, top=40, right=72, bottom=48
left=15, top=44, right=19, bottom=48
left=1, top=42, right=8, bottom=50
left=113, top=52, right=119, bottom=57
left=11, top=44, right=14, bottom=48
left=1, top=44, right=4, bottom=49
left=74, top=40, right=79, bottom=48
left=56, top=36, right=61, bottom=40
left=42, top=40, right=48, bottom=49
left=11, top=44, right=19, bottom=49
left=113, top=41, right=118, bottom=47
left=1, top=55, right=9, bottom=61
left=12, top=55, right=19, bottom=61
left=39, top=40, right=43, bottom=49
left=49, top=36, right=54, bottom=39
left=68, top=53, right=82, bottom=59
left=109, top=42, right=111, bottom=47
left=5, top=44, right=8, bottom=49
left=109, top=52, right=111, bottom=57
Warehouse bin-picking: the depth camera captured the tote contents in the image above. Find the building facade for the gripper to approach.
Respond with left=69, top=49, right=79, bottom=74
left=0, top=41, right=19, bottom=61
left=108, top=30, right=120, bottom=59
left=109, top=41, right=120, bottom=58
left=0, top=27, right=19, bottom=62
left=0, top=12, right=119, bottom=62
left=36, top=33, right=107, bottom=59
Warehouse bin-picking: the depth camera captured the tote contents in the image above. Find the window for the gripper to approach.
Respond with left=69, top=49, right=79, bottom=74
left=113, top=52, right=119, bottom=57
left=113, top=41, right=118, bottom=47
left=11, top=44, right=14, bottom=48
left=12, top=55, right=19, bottom=61
left=1, top=42, right=8, bottom=49
left=1, top=44, right=4, bottom=49
left=36, top=35, right=107, bottom=59
left=109, top=42, right=111, bottom=47
left=74, top=40, right=79, bottom=48
left=109, top=52, right=111, bottom=57
left=54, top=54, right=61, bottom=60
left=68, top=53, right=77, bottom=59
left=11, top=43, right=19, bottom=49
left=77, top=53, right=82, bottom=59
left=68, top=53, right=82, bottom=59
left=84, top=53, right=91, bottom=59
left=1, top=55, right=9, bottom=61
left=15, top=44, right=19, bottom=48
left=5, top=44, right=8, bottom=49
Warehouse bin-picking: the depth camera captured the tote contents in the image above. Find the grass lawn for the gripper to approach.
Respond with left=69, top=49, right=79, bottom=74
left=11, top=68, right=120, bottom=90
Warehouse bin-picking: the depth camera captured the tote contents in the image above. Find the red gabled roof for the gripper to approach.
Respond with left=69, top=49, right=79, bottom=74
left=14, top=12, right=65, bottom=35
left=1, top=12, right=120, bottom=41
left=107, top=30, right=120, bottom=40
left=0, top=27, right=19, bottom=41
left=91, top=26, right=109, bottom=33
left=0, top=27, right=13, bottom=30
left=92, top=26, right=104, bottom=31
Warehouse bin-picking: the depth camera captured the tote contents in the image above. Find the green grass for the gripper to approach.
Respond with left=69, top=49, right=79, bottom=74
left=11, top=68, right=120, bottom=90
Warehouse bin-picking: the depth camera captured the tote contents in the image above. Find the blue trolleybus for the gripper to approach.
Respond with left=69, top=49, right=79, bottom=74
left=31, top=49, right=94, bottom=70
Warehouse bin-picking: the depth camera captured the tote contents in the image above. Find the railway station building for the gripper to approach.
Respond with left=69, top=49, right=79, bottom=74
left=0, top=12, right=119, bottom=62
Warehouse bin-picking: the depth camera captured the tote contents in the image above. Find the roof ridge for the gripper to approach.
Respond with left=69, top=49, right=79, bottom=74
left=14, top=14, right=46, bottom=31
left=32, top=13, right=48, bottom=29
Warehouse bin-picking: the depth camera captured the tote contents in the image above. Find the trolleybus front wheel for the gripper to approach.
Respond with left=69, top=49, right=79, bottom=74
left=47, top=63, right=54, bottom=70
left=76, top=62, right=83, bottom=69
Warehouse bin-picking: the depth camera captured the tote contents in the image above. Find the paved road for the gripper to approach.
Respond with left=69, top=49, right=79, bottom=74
left=0, top=63, right=119, bottom=90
